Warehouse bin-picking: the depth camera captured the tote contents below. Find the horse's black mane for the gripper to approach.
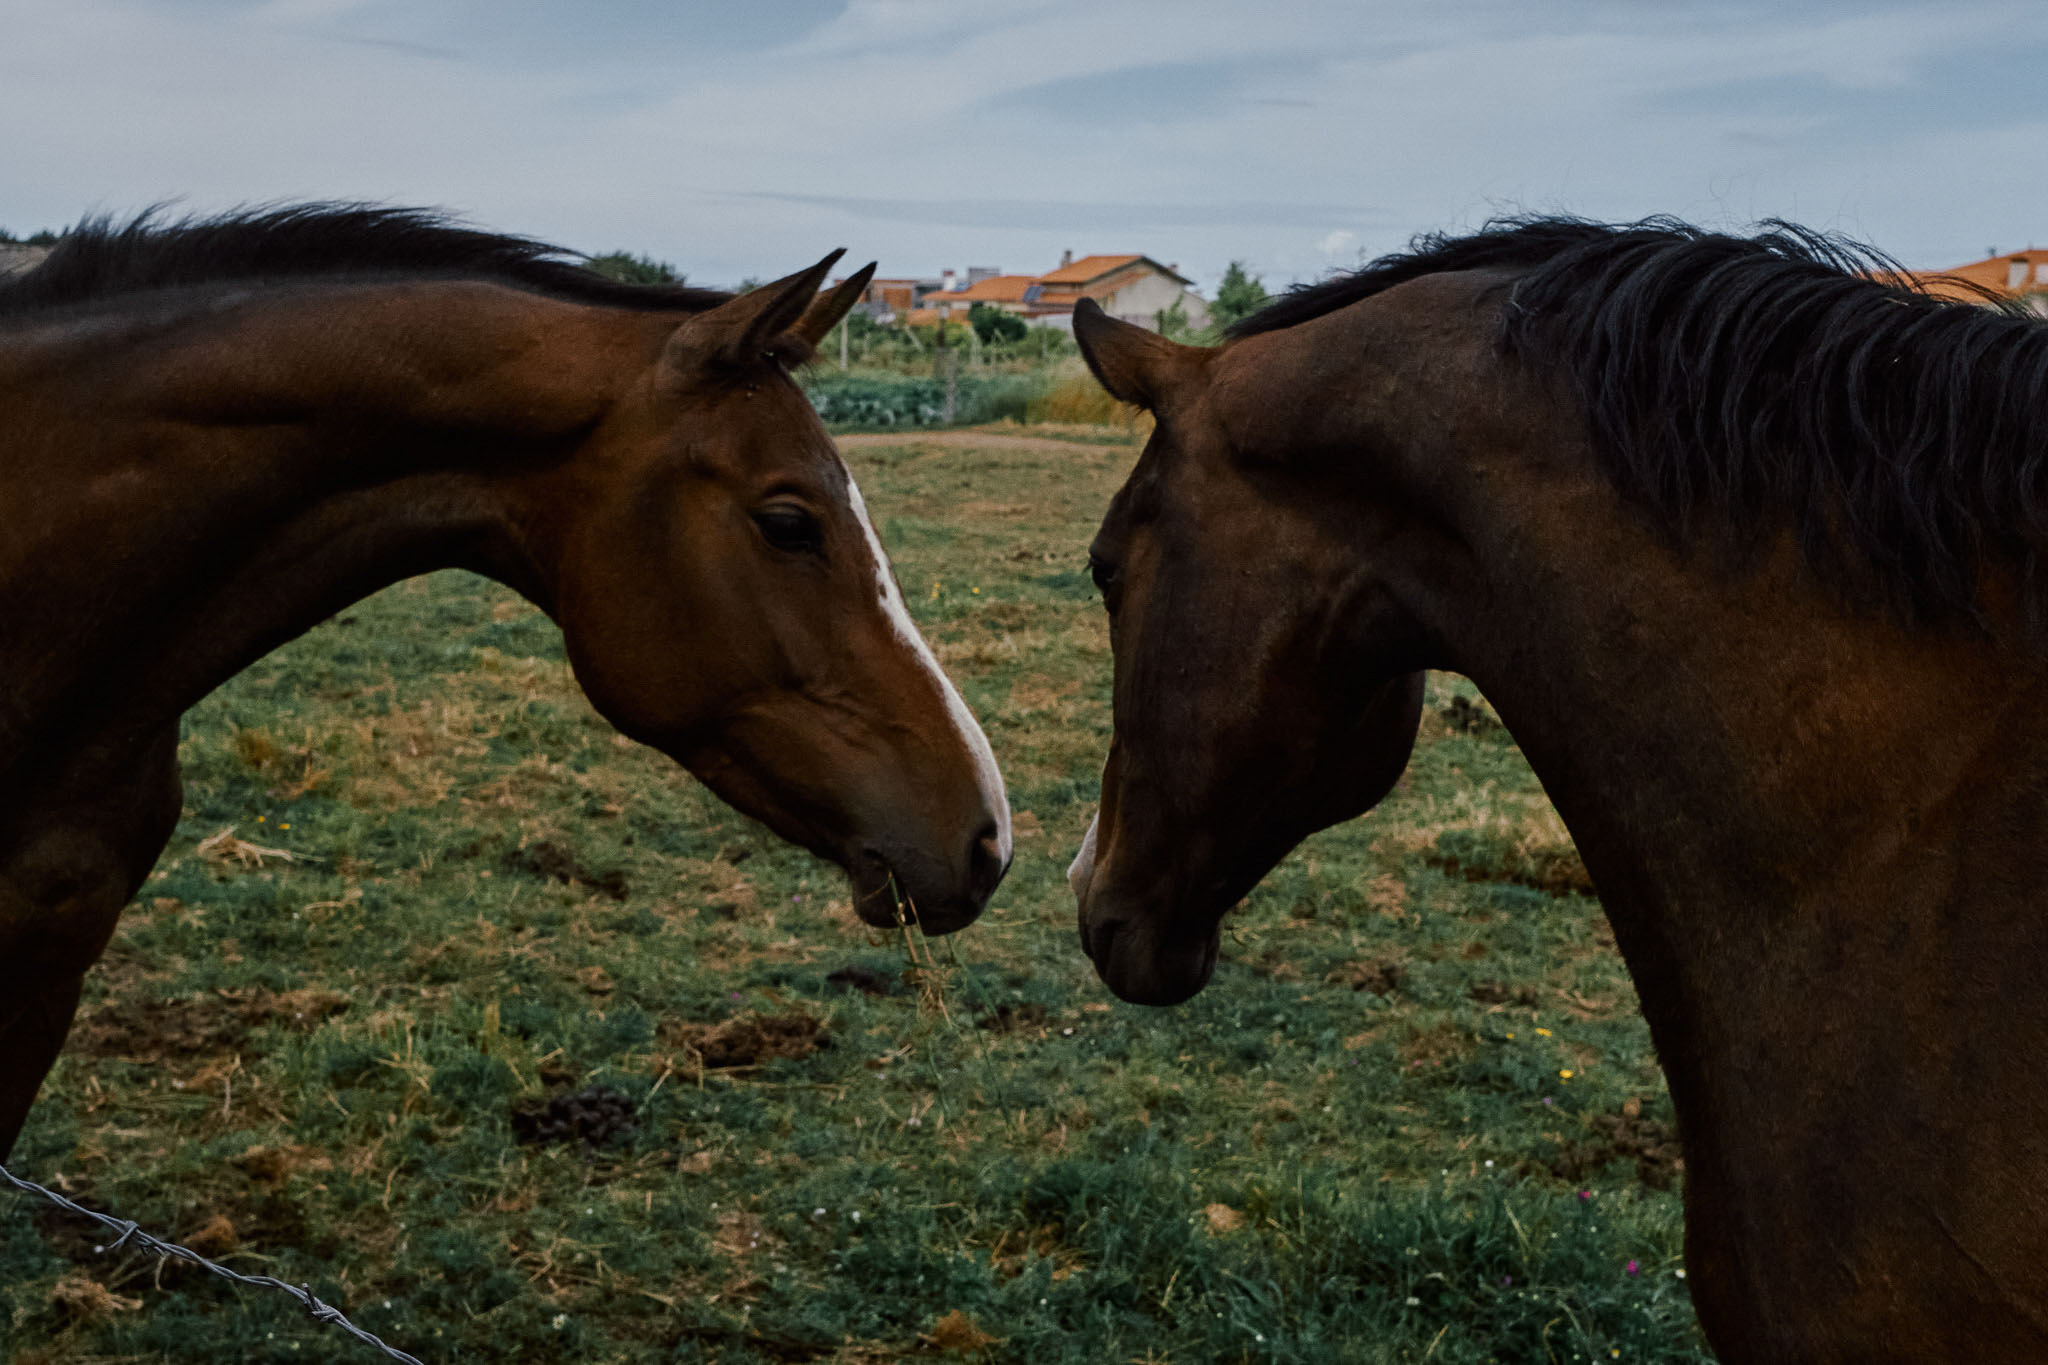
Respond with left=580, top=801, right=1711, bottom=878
left=0, top=203, right=731, bottom=316
left=1234, top=216, right=2048, bottom=623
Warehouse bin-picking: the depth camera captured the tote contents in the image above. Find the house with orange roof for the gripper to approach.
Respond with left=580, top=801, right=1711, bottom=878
left=947, top=273, right=1039, bottom=308
left=1023, top=251, right=1209, bottom=331
left=1899, top=247, right=2048, bottom=315
left=851, top=250, right=1212, bottom=333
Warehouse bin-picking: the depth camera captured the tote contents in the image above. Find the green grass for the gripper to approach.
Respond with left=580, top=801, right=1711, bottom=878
left=0, top=429, right=1711, bottom=1364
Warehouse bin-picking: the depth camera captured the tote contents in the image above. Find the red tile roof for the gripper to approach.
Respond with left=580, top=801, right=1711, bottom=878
left=1037, top=253, right=1145, bottom=286
left=1894, top=248, right=2048, bottom=302
left=948, top=274, right=1037, bottom=303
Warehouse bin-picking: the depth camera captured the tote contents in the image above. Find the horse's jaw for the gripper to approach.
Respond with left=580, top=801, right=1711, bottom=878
left=1071, top=813, right=1222, bottom=1006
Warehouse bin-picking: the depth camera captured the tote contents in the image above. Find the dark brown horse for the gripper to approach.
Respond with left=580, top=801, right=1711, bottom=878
left=0, top=205, right=1010, bottom=1160
left=1067, top=218, right=2048, bottom=1362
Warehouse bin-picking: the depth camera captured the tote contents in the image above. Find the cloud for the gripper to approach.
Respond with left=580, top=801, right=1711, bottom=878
left=0, top=0, right=2039, bottom=288
left=740, top=192, right=1390, bottom=235
left=986, top=57, right=1321, bottom=126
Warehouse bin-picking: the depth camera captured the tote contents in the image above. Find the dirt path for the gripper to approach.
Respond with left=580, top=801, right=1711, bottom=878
left=835, top=427, right=1138, bottom=457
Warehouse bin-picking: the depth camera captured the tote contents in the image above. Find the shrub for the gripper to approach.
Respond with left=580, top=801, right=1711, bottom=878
left=803, top=373, right=955, bottom=428
left=970, top=303, right=1028, bottom=345
left=1027, top=366, right=1135, bottom=426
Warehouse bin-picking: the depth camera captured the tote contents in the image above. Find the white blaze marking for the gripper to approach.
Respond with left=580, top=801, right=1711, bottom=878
left=842, top=466, right=1012, bottom=865
left=1068, top=810, right=1100, bottom=902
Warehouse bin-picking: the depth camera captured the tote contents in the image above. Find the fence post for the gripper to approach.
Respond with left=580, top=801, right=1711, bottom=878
left=937, top=305, right=956, bottom=425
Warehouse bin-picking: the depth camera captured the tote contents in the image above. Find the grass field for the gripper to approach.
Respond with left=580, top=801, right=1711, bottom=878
left=0, top=424, right=1713, bottom=1364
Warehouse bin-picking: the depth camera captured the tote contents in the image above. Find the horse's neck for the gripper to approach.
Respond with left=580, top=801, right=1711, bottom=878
left=1454, top=475, right=2048, bottom=1189
left=0, top=283, right=654, bottom=778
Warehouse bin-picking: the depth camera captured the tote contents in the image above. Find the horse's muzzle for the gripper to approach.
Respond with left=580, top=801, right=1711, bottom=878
left=849, top=821, right=1009, bottom=936
left=1078, top=901, right=1220, bottom=1006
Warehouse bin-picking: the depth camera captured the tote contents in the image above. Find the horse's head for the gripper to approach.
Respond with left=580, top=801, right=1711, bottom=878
left=541, top=255, right=1009, bottom=933
left=1067, top=300, right=1425, bottom=1003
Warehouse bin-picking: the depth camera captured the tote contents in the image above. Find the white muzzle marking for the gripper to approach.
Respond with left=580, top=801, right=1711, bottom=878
left=1068, top=811, right=1100, bottom=902
left=841, top=464, right=1013, bottom=865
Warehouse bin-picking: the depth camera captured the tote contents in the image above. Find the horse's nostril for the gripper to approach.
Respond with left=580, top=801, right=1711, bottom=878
left=1081, top=914, right=1118, bottom=968
left=968, top=821, right=1009, bottom=899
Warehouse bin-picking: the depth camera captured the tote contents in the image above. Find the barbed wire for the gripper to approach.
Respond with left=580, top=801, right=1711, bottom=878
left=0, top=1158, right=425, bottom=1364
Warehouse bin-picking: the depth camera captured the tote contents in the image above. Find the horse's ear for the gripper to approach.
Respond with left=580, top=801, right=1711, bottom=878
left=668, top=249, right=846, bottom=370
left=791, top=262, right=875, bottom=347
left=1073, top=298, right=1200, bottom=411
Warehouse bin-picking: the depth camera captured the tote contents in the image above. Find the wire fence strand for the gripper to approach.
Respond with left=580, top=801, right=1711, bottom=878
left=0, top=1158, right=426, bottom=1364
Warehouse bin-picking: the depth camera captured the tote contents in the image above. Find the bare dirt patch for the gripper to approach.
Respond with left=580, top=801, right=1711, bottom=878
left=1547, top=1102, right=1685, bottom=1190
left=975, top=1001, right=1050, bottom=1034
left=1438, top=694, right=1507, bottom=736
left=511, top=1084, right=638, bottom=1150
left=1469, top=980, right=1539, bottom=1007
left=71, top=987, right=350, bottom=1062
left=503, top=838, right=630, bottom=900
left=1326, top=957, right=1407, bottom=996
left=825, top=964, right=901, bottom=996
left=657, top=1011, right=831, bottom=1070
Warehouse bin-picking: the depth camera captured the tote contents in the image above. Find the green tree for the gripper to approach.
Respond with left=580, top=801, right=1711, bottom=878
left=969, top=302, right=1027, bottom=345
left=1154, top=299, right=1197, bottom=342
left=1210, top=260, right=1271, bottom=330
left=585, top=251, right=682, bottom=285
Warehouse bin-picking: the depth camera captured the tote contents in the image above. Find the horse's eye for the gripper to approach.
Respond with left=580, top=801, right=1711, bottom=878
left=1088, top=553, right=1118, bottom=598
left=753, top=504, right=824, bottom=555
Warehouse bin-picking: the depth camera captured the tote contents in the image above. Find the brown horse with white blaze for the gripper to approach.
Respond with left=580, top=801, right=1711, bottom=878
left=1068, top=218, right=2048, bottom=1361
left=0, top=205, right=1009, bottom=1160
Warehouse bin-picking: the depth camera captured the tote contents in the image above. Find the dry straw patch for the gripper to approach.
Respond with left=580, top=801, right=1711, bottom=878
left=1377, top=784, right=1593, bottom=897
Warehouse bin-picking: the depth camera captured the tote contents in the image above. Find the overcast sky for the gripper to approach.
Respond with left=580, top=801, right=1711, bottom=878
left=4, top=0, right=2044, bottom=294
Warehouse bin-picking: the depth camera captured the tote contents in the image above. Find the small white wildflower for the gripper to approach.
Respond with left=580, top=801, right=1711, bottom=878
left=1675, top=1269, right=1687, bottom=1279
left=814, top=1207, right=826, bottom=1218
left=851, top=1210, right=861, bottom=1223
left=1405, top=1296, right=1421, bottom=1307
left=551, top=1313, right=568, bottom=1330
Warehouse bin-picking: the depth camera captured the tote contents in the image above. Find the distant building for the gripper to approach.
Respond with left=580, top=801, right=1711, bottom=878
left=946, top=274, right=1039, bottom=309
left=856, top=275, right=947, bottom=323
left=847, top=249, right=1211, bottom=333
left=1025, top=251, right=1209, bottom=332
left=1899, top=247, right=2048, bottom=317
left=0, top=243, right=50, bottom=277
